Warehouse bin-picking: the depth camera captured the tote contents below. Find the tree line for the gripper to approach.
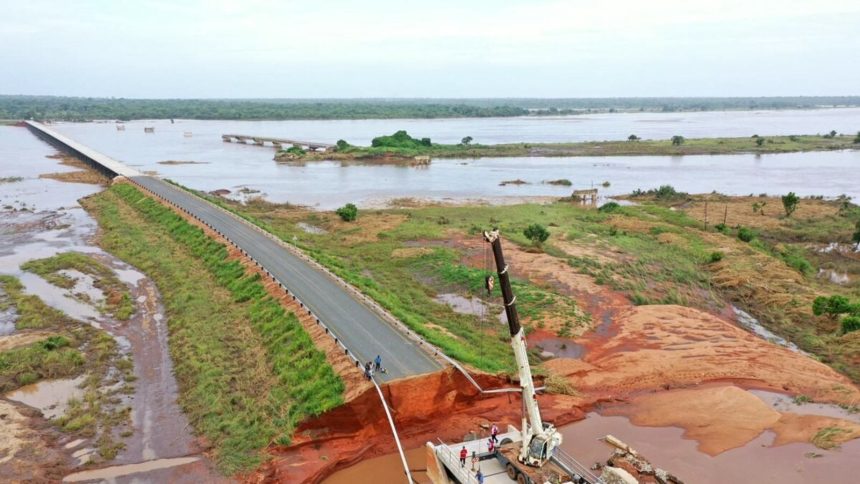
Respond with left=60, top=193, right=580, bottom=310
left=3, top=95, right=860, bottom=121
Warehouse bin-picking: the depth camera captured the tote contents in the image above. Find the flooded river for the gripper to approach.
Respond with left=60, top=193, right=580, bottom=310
left=48, top=108, right=860, bottom=209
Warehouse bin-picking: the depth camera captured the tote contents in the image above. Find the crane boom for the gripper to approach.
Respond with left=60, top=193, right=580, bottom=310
left=483, top=229, right=562, bottom=466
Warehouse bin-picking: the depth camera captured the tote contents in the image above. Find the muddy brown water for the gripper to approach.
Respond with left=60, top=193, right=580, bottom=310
left=327, top=388, right=859, bottom=484
left=0, top=125, right=221, bottom=481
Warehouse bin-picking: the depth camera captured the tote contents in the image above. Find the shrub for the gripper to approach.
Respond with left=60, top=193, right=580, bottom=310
left=812, top=295, right=853, bottom=318
left=854, top=131, right=860, bottom=144
left=598, top=201, right=621, bottom=213
left=627, top=134, right=640, bottom=141
left=709, top=251, right=724, bottom=263
left=853, top=220, right=860, bottom=246
left=755, top=137, right=765, bottom=146
left=789, top=135, right=800, bottom=142
left=40, top=335, right=70, bottom=351
left=335, top=139, right=351, bottom=151
left=842, top=316, right=860, bottom=334
left=714, top=223, right=728, bottom=233
left=335, top=203, right=358, bottom=222
left=737, top=227, right=755, bottom=242
left=523, top=224, right=550, bottom=245
left=461, top=136, right=473, bottom=146
left=671, top=135, right=685, bottom=146
left=284, top=145, right=306, bottom=157
left=782, top=192, right=800, bottom=217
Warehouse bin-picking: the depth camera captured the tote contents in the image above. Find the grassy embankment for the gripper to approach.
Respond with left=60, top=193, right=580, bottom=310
left=199, top=187, right=860, bottom=383
left=82, top=183, right=343, bottom=474
left=277, top=130, right=860, bottom=163
left=22, top=252, right=134, bottom=320
left=0, top=275, right=131, bottom=460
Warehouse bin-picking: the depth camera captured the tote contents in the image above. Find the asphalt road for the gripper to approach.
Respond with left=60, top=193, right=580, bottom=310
left=131, top=176, right=441, bottom=380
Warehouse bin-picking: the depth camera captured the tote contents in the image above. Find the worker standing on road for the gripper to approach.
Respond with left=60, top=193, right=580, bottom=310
left=374, top=354, right=382, bottom=372
left=490, top=422, right=499, bottom=443
left=364, top=362, right=373, bottom=380
left=459, top=446, right=467, bottom=467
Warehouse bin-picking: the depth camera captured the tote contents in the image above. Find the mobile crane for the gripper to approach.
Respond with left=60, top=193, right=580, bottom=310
left=483, top=229, right=564, bottom=468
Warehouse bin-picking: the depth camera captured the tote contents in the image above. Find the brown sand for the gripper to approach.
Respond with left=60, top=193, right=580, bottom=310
left=40, top=154, right=106, bottom=185
left=604, top=385, right=860, bottom=455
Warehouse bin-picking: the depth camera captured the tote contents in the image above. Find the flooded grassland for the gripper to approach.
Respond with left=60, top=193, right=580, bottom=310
left=0, top=126, right=220, bottom=482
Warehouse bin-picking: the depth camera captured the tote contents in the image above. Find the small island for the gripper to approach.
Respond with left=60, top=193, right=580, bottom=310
left=274, top=129, right=860, bottom=163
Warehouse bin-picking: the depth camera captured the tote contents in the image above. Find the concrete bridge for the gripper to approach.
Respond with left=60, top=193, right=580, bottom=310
left=221, top=133, right=334, bottom=151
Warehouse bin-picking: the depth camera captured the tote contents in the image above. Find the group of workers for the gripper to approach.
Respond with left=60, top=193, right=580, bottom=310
left=364, top=354, right=383, bottom=380
left=457, top=423, right=499, bottom=484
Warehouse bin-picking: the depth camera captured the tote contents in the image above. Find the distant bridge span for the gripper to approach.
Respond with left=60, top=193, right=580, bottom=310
left=221, top=133, right=334, bottom=151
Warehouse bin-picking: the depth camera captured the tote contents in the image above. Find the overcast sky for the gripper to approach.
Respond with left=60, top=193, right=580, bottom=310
left=2, top=0, right=859, bottom=98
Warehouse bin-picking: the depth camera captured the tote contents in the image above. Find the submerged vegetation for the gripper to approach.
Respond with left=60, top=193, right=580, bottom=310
left=83, top=183, right=343, bottom=473
left=22, top=252, right=134, bottom=320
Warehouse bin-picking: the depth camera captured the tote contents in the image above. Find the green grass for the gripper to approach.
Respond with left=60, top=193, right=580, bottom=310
left=0, top=334, right=84, bottom=392
left=82, top=183, right=343, bottom=473
left=811, top=426, right=850, bottom=449
left=22, top=252, right=135, bottom=320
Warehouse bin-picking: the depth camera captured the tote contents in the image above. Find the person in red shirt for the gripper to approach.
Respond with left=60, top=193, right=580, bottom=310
left=487, top=438, right=495, bottom=453
left=459, top=446, right=468, bottom=467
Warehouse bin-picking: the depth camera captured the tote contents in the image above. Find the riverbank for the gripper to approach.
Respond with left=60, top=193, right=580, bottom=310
left=278, top=132, right=860, bottom=163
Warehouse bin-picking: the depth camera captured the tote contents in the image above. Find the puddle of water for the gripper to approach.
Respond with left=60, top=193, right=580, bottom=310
left=323, top=446, right=430, bottom=484
left=61, top=456, right=201, bottom=482
left=817, top=268, right=850, bottom=285
left=732, top=306, right=806, bottom=354
left=750, top=390, right=860, bottom=423
left=0, top=288, right=16, bottom=335
left=533, top=337, right=586, bottom=359
left=5, top=375, right=86, bottom=419
left=59, top=269, right=107, bottom=306
left=17, top=272, right=101, bottom=321
left=435, top=293, right=507, bottom=325
left=113, top=266, right=145, bottom=285
left=559, top=412, right=859, bottom=484
left=817, top=242, right=860, bottom=255
left=297, top=221, right=327, bottom=234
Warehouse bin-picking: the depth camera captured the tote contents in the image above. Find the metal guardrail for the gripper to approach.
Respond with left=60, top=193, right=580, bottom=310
left=435, top=442, right=479, bottom=484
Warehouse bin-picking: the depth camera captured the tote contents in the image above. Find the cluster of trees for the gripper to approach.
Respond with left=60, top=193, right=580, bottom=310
left=812, top=295, right=860, bottom=334
left=5, top=95, right=860, bottom=121
left=370, top=130, right=432, bottom=149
